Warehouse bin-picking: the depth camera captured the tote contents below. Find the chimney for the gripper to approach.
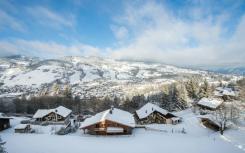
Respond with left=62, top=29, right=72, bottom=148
left=109, top=105, right=114, bottom=114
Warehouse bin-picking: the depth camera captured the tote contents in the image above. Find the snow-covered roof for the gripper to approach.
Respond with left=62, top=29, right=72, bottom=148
left=0, top=112, right=5, bottom=117
left=33, top=106, right=72, bottom=118
left=222, top=89, right=236, bottom=96
left=0, top=92, right=23, bottom=98
left=197, top=98, right=223, bottom=109
left=214, top=87, right=236, bottom=96
left=171, top=117, right=181, bottom=122
left=199, top=114, right=232, bottom=128
left=215, top=87, right=224, bottom=91
left=214, top=91, right=223, bottom=97
left=15, top=124, right=30, bottom=130
left=0, top=112, right=13, bottom=119
left=198, top=114, right=219, bottom=125
left=136, top=103, right=168, bottom=119
left=80, top=108, right=135, bottom=128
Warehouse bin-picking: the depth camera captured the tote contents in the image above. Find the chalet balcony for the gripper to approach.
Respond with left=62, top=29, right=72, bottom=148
left=93, top=128, right=106, bottom=131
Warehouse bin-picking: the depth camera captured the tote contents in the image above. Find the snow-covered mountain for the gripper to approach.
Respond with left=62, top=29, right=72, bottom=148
left=0, top=56, right=240, bottom=99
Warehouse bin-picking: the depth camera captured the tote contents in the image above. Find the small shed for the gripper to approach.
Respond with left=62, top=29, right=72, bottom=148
left=80, top=107, right=135, bottom=135
left=199, top=114, right=232, bottom=133
left=14, top=124, right=32, bottom=133
left=0, top=113, right=12, bottom=131
left=201, top=118, right=220, bottom=131
left=171, top=117, right=181, bottom=125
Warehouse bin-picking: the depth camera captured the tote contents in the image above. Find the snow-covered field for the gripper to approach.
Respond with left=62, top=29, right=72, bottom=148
left=1, top=110, right=245, bottom=153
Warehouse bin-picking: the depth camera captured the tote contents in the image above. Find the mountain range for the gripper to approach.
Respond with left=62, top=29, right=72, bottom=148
left=0, top=55, right=241, bottom=99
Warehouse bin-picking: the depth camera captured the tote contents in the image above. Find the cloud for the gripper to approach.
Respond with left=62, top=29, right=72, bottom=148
left=0, top=10, right=25, bottom=32
left=109, top=1, right=245, bottom=66
left=110, top=25, right=128, bottom=40
left=26, top=6, right=74, bottom=29
left=0, top=39, right=101, bottom=58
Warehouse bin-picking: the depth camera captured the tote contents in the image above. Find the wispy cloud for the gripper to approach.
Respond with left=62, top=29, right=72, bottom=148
left=109, top=1, right=245, bottom=66
left=26, top=6, right=75, bottom=29
left=110, top=25, right=128, bottom=40
left=0, top=0, right=244, bottom=67
left=0, top=39, right=101, bottom=58
left=0, top=10, right=25, bottom=32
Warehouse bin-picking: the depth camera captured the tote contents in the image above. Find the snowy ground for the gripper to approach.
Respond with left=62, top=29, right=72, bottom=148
left=1, top=110, right=245, bottom=153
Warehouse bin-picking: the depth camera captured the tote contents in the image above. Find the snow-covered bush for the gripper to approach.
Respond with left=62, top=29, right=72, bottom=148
left=0, top=137, right=7, bottom=153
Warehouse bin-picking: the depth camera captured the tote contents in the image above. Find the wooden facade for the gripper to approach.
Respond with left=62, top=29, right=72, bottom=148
left=33, top=106, right=72, bottom=125
left=34, top=112, right=71, bottom=126
left=135, top=111, right=178, bottom=125
left=0, top=118, right=11, bottom=131
left=201, top=118, right=220, bottom=131
left=82, top=120, right=133, bottom=135
left=35, top=112, right=70, bottom=122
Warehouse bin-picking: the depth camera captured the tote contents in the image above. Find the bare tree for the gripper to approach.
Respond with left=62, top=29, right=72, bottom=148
left=215, top=106, right=229, bottom=135
left=214, top=103, right=240, bottom=135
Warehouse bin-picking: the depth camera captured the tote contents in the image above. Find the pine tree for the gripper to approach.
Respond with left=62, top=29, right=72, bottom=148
left=159, top=85, right=169, bottom=108
left=63, top=85, right=72, bottom=98
left=168, top=83, right=184, bottom=111
left=185, top=77, right=199, bottom=100
left=199, top=79, right=211, bottom=99
left=52, top=83, right=60, bottom=96
left=177, top=82, right=188, bottom=107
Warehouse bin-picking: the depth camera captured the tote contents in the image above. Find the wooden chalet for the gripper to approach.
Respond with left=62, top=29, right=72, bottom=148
left=135, top=103, right=181, bottom=125
left=199, top=114, right=232, bottom=133
left=214, top=87, right=237, bottom=101
left=197, top=98, right=223, bottom=110
left=14, top=124, right=32, bottom=133
left=0, top=113, right=12, bottom=131
left=80, top=107, right=135, bottom=135
left=201, top=118, right=220, bottom=131
left=33, top=106, right=72, bottom=124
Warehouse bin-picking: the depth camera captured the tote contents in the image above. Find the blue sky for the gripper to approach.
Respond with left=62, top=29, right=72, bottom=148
left=0, top=0, right=245, bottom=67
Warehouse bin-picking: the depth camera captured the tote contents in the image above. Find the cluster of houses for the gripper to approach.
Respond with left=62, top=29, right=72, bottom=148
left=194, top=87, right=238, bottom=131
left=80, top=103, right=181, bottom=135
left=0, top=87, right=237, bottom=135
left=0, top=103, right=182, bottom=135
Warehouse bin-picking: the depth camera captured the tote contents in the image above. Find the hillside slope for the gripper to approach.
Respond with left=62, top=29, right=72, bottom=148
left=0, top=56, right=240, bottom=99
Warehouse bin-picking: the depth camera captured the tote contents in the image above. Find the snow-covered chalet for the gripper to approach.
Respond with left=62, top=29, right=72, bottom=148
left=197, top=97, right=223, bottom=110
left=135, top=103, right=181, bottom=125
left=80, top=106, right=135, bottom=135
left=33, top=106, right=72, bottom=125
